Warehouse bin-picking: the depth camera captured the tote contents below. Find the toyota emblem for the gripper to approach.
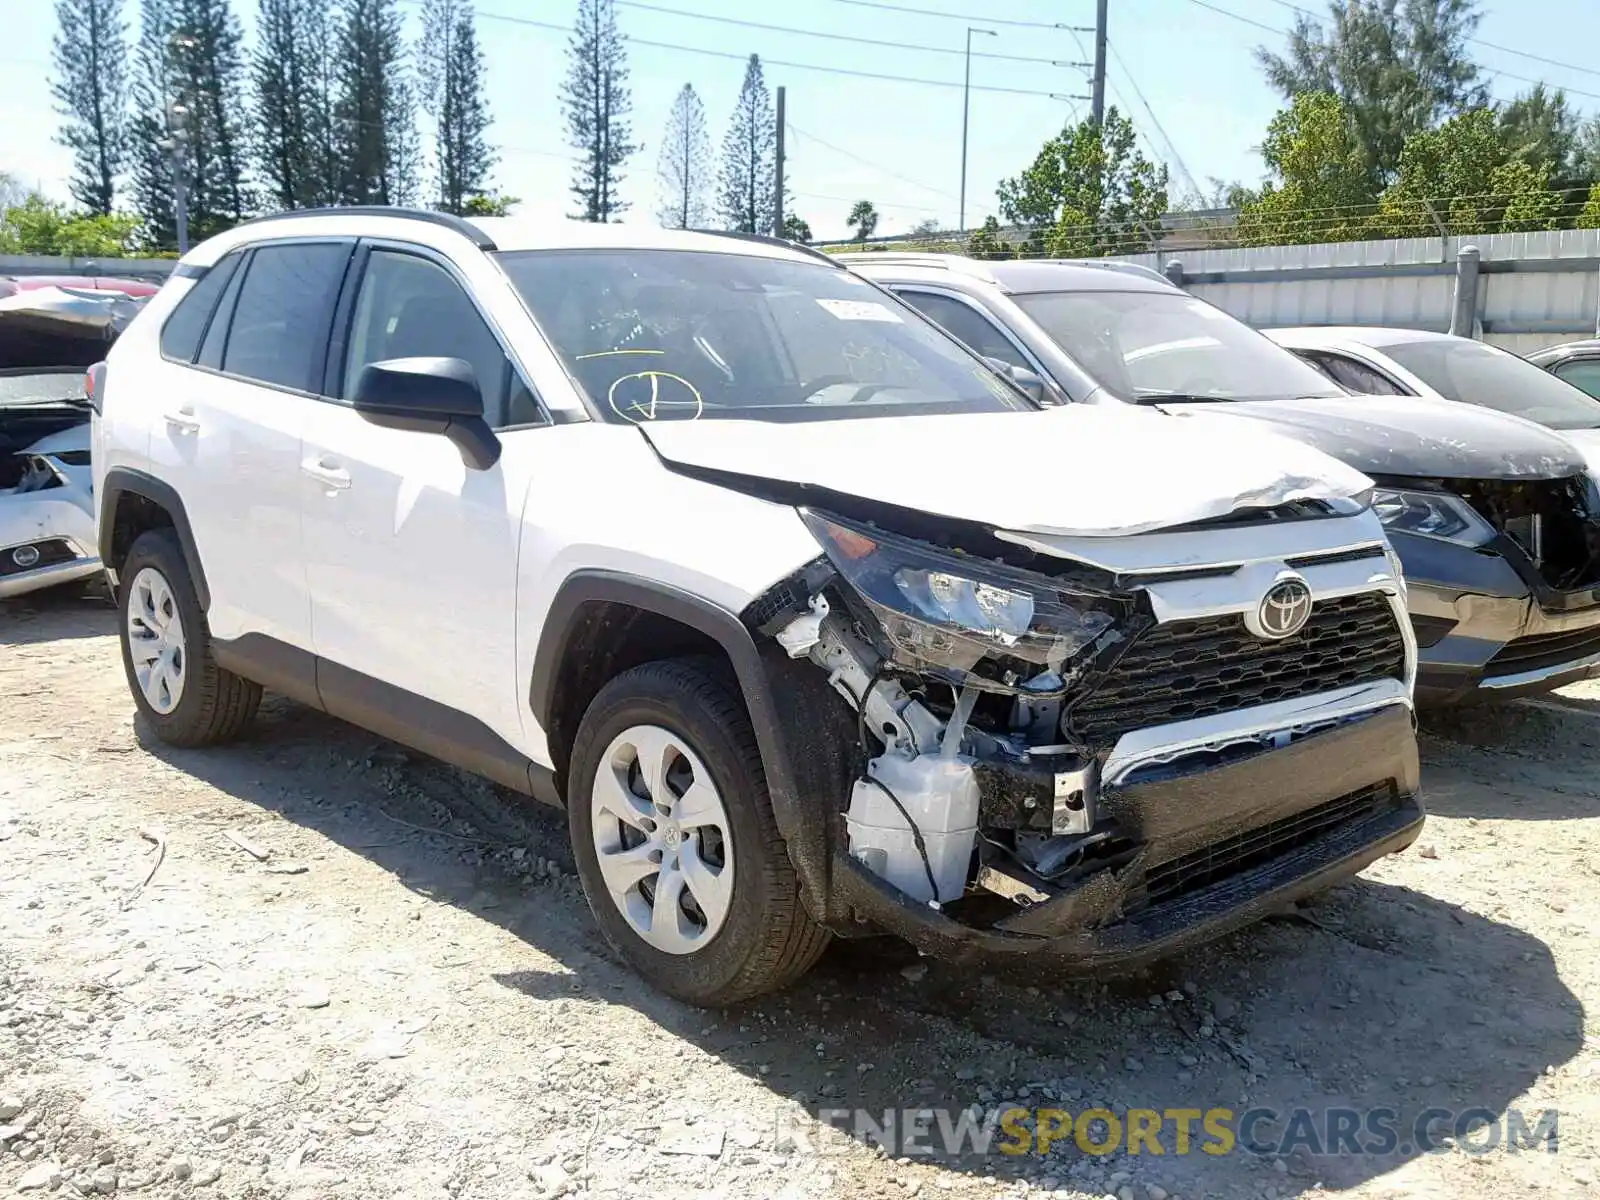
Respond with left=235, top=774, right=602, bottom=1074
left=1251, top=577, right=1313, bottom=640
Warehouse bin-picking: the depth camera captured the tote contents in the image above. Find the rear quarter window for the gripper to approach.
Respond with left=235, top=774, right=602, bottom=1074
left=158, top=254, right=241, bottom=363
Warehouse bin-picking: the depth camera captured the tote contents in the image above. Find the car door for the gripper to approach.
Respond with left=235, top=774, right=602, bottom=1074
left=145, top=239, right=352, bottom=648
left=301, top=241, right=549, bottom=756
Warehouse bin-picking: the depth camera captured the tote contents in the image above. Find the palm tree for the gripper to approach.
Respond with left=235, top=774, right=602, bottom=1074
left=846, top=199, right=879, bottom=242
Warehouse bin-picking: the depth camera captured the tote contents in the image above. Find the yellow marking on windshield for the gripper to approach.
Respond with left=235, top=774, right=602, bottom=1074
left=575, top=349, right=666, bottom=360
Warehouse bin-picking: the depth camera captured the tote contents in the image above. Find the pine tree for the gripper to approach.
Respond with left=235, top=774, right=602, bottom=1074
left=718, top=55, right=776, bottom=234
left=562, top=0, right=638, bottom=222
left=128, top=0, right=181, bottom=245
left=419, top=0, right=495, bottom=214
left=253, top=0, right=334, bottom=211
left=128, top=0, right=250, bottom=244
left=385, top=74, right=423, bottom=205
left=335, top=0, right=408, bottom=203
left=655, top=83, right=710, bottom=229
left=52, top=0, right=129, bottom=216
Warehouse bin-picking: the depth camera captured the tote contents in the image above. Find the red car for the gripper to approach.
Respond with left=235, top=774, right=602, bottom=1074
left=0, top=275, right=161, bottom=299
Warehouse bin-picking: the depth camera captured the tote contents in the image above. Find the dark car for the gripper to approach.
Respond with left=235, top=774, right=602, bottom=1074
left=842, top=253, right=1600, bottom=703
left=1528, top=339, right=1600, bottom=401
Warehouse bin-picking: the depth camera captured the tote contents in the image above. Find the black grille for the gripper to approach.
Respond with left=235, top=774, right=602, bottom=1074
left=1484, top=624, right=1600, bottom=678
left=0, top=538, right=77, bottom=577
left=1135, top=783, right=1399, bottom=911
left=1068, top=593, right=1405, bottom=745
left=1456, top=475, right=1600, bottom=593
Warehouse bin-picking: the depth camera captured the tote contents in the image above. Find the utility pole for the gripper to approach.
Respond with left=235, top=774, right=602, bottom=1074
left=959, top=26, right=996, bottom=233
left=1091, top=0, right=1108, bottom=126
left=773, top=86, right=786, bottom=238
left=162, top=31, right=196, bottom=254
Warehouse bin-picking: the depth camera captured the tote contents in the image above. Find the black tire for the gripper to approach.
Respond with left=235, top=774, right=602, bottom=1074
left=118, top=529, right=261, bottom=747
left=567, top=657, right=829, bottom=1005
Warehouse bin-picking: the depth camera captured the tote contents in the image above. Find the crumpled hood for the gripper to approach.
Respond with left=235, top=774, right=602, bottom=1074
left=1176, top=395, right=1586, bottom=481
left=639, top=405, right=1374, bottom=537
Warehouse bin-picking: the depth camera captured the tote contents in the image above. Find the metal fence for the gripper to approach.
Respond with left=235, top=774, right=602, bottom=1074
left=0, top=254, right=176, bottom=282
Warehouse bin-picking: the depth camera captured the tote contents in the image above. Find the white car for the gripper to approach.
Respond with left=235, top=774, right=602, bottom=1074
left=1264, top=325, right=1600, bottom=468
left=94, top=210, right=1422, bottom=1003
left=0, top=287, right=146, bottom=599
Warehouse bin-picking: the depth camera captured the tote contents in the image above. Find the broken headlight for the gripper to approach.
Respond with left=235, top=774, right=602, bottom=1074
left=802, top=509, right=1121, bottom=683
left=1372, top=488, right=1495, bottom=546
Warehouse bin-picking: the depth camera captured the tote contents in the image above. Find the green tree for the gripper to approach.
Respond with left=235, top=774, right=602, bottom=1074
left=1497, top=83, right=1581, bottom=181
left=419, top=0, right=495, bottom=215
left=1577, top=183, right=1600, bottom=229
left=334, top=0, right=413, bottom=205
left=846, top=199, right=878, bottom=242
left=718, top=55, right=776, bottom=234
left=563, top=0, right=637, bottom=222
left=965, top=214, right=1010, bottom=260
left=995, top=107, right=1168, bottom=257
left=780, top=213, right=811, bottom=243
left=461, top=191, right=517, bottom=215
left=52, top=0, right=129, bottom=216
left=1572, top=117, right=1600, bottom=186
left=252, top=0, right=334, bottom=211
left=1235, top=92, right=1377, bottom=246
left=1376, top=106, right=1561, bottom=236
left=654, top=83, right=710, bottom=229
left=1255, top=0, right=1486, bottom=186
left=0, top=193, right=139, bottom=256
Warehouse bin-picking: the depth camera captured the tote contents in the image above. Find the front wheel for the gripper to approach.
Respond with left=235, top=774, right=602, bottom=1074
left=566, top=657, right=829, bottom=1005
left=118, top=529, right=261, bottom=747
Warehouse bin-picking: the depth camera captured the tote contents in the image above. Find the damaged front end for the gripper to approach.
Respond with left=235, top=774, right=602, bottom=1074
left=749, top=504, right=1424, bottom=970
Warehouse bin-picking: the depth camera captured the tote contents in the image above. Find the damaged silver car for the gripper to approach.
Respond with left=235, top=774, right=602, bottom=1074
left=1, top=284, right=145, bottom=600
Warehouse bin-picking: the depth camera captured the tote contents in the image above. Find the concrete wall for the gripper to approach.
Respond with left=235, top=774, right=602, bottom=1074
left=0, top=255, right=176, bottom=282
left=1113, top=229, right=1600, bottom=356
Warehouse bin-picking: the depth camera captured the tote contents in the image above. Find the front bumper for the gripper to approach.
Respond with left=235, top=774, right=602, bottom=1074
left=0, top=552, right=102, bottom=599
left=825, top=698, right=1422, bottom=971
left=1394, top=532, right=1600, bottom=702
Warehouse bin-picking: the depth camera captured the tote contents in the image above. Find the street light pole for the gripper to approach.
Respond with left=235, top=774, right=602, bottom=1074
left=164, top=32, right=196, bottom=254
left=959, top=26, right=996, bottom=234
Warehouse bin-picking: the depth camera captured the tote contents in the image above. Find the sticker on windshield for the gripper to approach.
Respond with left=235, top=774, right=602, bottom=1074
left=815, top=298, right=902, bottom=322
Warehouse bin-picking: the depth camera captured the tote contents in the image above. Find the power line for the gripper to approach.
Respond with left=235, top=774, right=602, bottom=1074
left=1107, top=39, right=1201, bottom=201
left=612, top=0, right=1070, bottom=66
left=1180, top=0, right=1285, bottom=36
left=787, top=123, right=962, bottom=205
left=462, top=2, right=1070, bottom=98
left=816, top=0, right=1077, bottom=31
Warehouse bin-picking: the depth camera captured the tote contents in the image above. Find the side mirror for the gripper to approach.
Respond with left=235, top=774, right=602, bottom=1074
left=351, top=356, right=501, bottom=470
left=982, top=355, right=1050, bottom=406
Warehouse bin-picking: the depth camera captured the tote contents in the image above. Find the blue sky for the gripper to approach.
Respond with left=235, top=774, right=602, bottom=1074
left=2, top=0, right=1597, bottom=240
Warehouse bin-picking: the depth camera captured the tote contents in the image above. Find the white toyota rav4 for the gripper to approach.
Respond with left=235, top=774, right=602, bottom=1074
left=93, top=210, right=1422, bottom=1004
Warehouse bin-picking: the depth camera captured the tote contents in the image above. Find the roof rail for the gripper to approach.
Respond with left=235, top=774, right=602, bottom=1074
left=830, top=251, right=953, bottom=268
left=230, top=206, right=497, bottom=250
left=1050, top=258, right=1172, bottom=285
left=687, top=228, right=842, bottom=267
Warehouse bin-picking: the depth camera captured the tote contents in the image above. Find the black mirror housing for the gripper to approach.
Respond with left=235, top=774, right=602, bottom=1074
left=351, top=356, right=501, bottom=470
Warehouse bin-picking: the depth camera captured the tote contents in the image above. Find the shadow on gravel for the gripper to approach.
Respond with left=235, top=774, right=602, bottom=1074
left=0, top=587, right=115, bottom=645
left=1419, top=702, right=1600, bottom=820
left=138, top=698, right=1581, bottom=1200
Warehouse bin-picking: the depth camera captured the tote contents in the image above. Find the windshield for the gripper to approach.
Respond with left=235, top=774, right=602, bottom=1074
left=1013, top=289, right=1344, bottom=402
left=0, top=370, right=86, bottom=405
left=1381, top=337, right=1600, bottom=431
left=496, top=249, right=1030, bottom=423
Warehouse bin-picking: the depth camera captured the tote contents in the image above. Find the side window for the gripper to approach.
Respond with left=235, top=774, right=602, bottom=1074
left=342, top=250, right=538, bottom=428
left=222, top=242, right=352, bottom=391
left=1303, top=350, right=1406, bottom=395
left=1555, top=359, right=1600, bottom=400
left=158, top=253, right=241, bottom=363
left=899, top=291, right=1030, bottom=371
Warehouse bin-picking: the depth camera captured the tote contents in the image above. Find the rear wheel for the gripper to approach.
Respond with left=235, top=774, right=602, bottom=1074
left=567, top=657, right=829, bottom=1004
left=119, top=529, right=261, bottom=746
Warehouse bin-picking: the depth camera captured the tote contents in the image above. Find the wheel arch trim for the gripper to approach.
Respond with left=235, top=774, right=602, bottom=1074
left=99, top=467, right=211, bottom=611
left=529, top=570, right=818, bottom=899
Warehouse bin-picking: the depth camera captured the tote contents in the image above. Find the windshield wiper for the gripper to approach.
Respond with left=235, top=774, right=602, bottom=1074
left=1130, top=392, right=1236, bottom=406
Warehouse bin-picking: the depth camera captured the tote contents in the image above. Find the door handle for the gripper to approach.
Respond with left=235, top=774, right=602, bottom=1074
left=300, top=455, right=351, bottom=490
left=163, top=406, right=201, bottom=433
